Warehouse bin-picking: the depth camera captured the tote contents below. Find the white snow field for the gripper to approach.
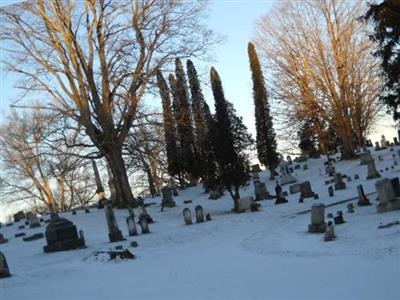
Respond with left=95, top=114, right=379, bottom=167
left=1, top=147, right=399, bottom=300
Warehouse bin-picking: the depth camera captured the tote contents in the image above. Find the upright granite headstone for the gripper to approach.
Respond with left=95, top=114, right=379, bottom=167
left=334, top=173, right=346, bottom=190
left=238, top=197, right=254, bottom=211
left=279, top=160, right=297, bottom=185
left=28, top=213, right=41, bottom=229
left=160, top=186, right=176, bottom=211
left=376, top=178, right=400, bottom=213
left=126, top=215, right=137, bottom=236
left=183, top=208, right=192, bottom=225
left=308, top=203, right=326, bottom=233
left=254, top=181, right=270, bottom=200
left=195, top=205, right=204, bottom=223
left=139, top=214, right=150, bottom=234
left=275, top=181, right=288, bottom=205
left=104, top=200, right=124, bottom=242
left=324, top=222, right=335, bottom=242
left=43, top=214, right=86, bottom=253
left=13, top=211, right=25, bottom=223
left=357, top=184, right=371, bottom=206
left=0, top=251, right=11, bottom=278
left=365, top=154, right=381, bottom=179
left=299, top=181, right=315, bottom=199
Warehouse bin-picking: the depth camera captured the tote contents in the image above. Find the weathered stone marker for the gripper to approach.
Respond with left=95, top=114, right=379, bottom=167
left=23, top=233, right=44, bottom=242
left=279, top=160, right=297, bottom=185
left=43, top=214, right=86, bottom=253
left=347, top=203, right=354, bottom=213
left=275, top=181, right=288, bottom=205
left=357, top=184, right=371, bottom=206
left=334, top=173, right=346, bottom=190
left=308, top=203, right=326, bottom=233
left=105, top=200, right=124, bottom=242
left=27, top=213, right=41, bottom=229
left=139, top=214, right=150, bottom=234
left=160, top=186, right=176, bottom=211
left=365, top=153, right=380, bottom=179
left=328, top=186, right=334, bottom=197
left=238, top=196, right=254, bottom=211
left=126, top=215, right=137, bottom=236
left=324, top=222, right=335, bottom=242
left=13, top=211, right=25, bottom=223
left=195, top=205, right=204, bottom=223
left=183, top=208, right=192, bottom=225
left=299, top=181, right=315, bottom=199
left=334, top=211, right=345, bottom=225
left=376, top=178, right=400, bottom=213
left=254, top=181, right=270, bottom=200
left=0, top=251, right=11, bottom=278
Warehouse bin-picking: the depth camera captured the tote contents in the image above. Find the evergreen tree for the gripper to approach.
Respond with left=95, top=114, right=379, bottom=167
left=248, top=42, right=279, bottom=179
left=156, top=70, right=180, bottom=177
left=210, top=67, right=250, bottom=211
left=364, top=1, right=400, bottom=120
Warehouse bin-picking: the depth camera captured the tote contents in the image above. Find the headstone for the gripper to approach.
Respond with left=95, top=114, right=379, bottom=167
left=357, top=184, right=371, bottom=206
left=126, top=215, right=137, bottom=236
left=275, top=181, right=288, bottom=204
left=324, top=222, right=335, bottom=241
left=0, top=234, right=8, bottom=245
left=14, top=233, right=26, bottom=238
left=354, top=174, right=359, bottom=180
left=347, top=203, right=354, bottom=213
left=294, top=164, right=301, bottom=170
left=28, top=213, right=41, bottom=229
left=359, top=152, right=370, bottom=165
left=160, top=186, right=176, bottom=211
left=173, top=189, right=179, bottom=197
left=289, top=183, right=301, bottom=194
left=13, top=211, right=25, bottom=223
left=334, top=173, right=346, bottom=190
left=381, top=135, right=387, bottom=149
left=378, top=155, right=384, bottom=161
left=139, top=214, right=150, bottom=234
left=183, top=208, right=192, bottom=225
left=254, top=181, right=271, bottom=200
left=375, top=141, right=381, bottom=151
left=314, top=193, right=319, bottom=199
left=391, top=177, right=400, bottom=197
left=130, top=241, right=138, bottom=248
left=183, top=200, right=192, bottom=204
left=376, top=178, right=400, bottom=213
left=206, top=213, right=212, bottom=221
left=279, top=160, right=297, bottom=185
left=104, top=200, right=124, bottom=242
left=209, top=190, right=223, bottom=200
left=308, top=203, right=326, bottom=233
left=43, top=215, right=86, bottom=253
left=72, top=210, right=77, bottom=215
left=325, top=161, right=336, bottom=176
left=195, top=205, right=204, bottom=223
left=347, top=177, right=352, bottom=182
left=0, top=251, right=11, bottom=278
left=334, top=211, right=345, bottom=225
left=250, top=202, right=260, bottom=212
left=18, top=225, right=25, bottom=230
left=237, top=196, right=254, bottom=211
left=299, top=181, right=315, bottom=199
left=303, top=164, right=308, bottom=170
left=23, top=233, right=44, bottom=242
left=85, top=208, right=90, bottom=213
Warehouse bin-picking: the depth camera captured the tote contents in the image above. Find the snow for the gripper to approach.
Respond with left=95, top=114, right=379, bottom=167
left=1, top=147, right=400, bottom=300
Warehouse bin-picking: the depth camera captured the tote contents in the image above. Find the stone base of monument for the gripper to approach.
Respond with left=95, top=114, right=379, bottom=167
left=377, top=198, right=400, bottom=213
left=308, top=223, right=326, bottom=233
left=43, top=217, right=86, bottom=253
left=108, top=230, right=125, bottom=243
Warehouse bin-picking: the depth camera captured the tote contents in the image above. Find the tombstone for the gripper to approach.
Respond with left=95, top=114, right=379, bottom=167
left=275, top=181, right=288, bottom=205
left=79, top=230, right=85, bottom=242
left=23, top=233, right=44, bottom=242
left=139, top=214, right=150, bottom=234
left=308, top=203, right=326, bottom=233
left=294, top=164, right=301, bottom=170
left=72, top=210, right=77, bottom=215
left=314, top=193, right=319, bottom=199
left=302, top=164, right=308, bottom=170
left=0, top=251, right=11, bottom=278
left=391, top=177, right=400, bottom=197
left=357, top=184, right=371, bottom=206
left=334, top=173, right=346, bottom=190
left=375, top=141, right=381, bottom=151
left=183, top=208, right=192, bottom=225
left=347, top=177, right=352, bottom=182
left=43, top=215, right=86, bottom=253
left=354, top=174, right=359, bottom=180
left=250, top=202, right=260, bottom=212
left=18, top=225, right=25, bottom=230
left=195, top=205, right=204, bottom=223
left=237, top=196, right=254, bottom=211
left=172, top=189, right=179, bottom=197
left=206, top=213, right=212, bottom=221
left=334, top=211, right=345, bottom=225
left=328, top=186, right=334, bottom=197
left=13, top=211, right=25, bottom=223
left=324, top=222, right=335, bottom=242
left=299, top=181, right=315, bottom=199
left=104, top=200, right=124, bottom=242
left=298, top=197, right=304, bottom=203
left=279, top=160, right=297, bottom=185
left=15, top=233, right=26, bottom=238
left=85, top=208, right=90, bottom=214
left=254, top=181, right=271, bottom=200
left=394, top=137, right=399, bottom=146
left=347, top=203, right=354, bottom=213
left=28, top=213, right=41, bottom=229
left=376, top=178, right=400, bottom=213
left=183, top=200, right=192, bottom=204
left=381, top=135, right=387, bottom=149
left=126, top=215, right=137, bottom=236
left=287, top=156, right=293, bottom=165
left=0, top=234, right=8, bottom=245
left=209, top=190, right=223, bottom=200
left=160, top=186, right=176, bottom=211
left=289, top=183, right=301, bottom=194
left=378, top=155, right=384, bottom=162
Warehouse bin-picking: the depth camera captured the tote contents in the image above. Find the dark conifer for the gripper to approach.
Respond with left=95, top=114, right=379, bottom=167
left=248, top=42, right=279, bottom=178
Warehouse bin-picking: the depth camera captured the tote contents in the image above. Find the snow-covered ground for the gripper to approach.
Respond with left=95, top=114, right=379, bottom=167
left=1, top=147, right=399, bottom=300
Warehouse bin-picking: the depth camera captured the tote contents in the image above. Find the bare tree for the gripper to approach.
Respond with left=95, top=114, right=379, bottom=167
left=0, top=0, right=215, bottom=206
left=255, top=0, right=383, bottom=158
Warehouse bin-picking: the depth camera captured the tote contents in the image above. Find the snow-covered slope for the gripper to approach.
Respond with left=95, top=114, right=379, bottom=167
left=1, top=147, right=399, bottom=300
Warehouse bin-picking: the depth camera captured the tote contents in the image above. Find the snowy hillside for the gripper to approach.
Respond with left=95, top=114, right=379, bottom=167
left=1, top=147, right=399, bottom=300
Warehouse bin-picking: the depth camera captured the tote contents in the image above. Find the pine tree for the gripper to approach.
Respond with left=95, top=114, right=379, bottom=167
left=248, top=42, right=279, bottom=178
left=156, top=70, right=180, bottom=178
left=210, top=67, right=250, bottom=211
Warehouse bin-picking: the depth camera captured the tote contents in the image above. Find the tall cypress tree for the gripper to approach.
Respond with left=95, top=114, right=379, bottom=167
left=156, top=70, right=180, bottom=178
left=248, top=42, right=279, bottom=179
left=210, top=67, right=249, bottom=211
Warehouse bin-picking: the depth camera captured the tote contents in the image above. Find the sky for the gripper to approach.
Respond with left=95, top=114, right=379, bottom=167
left=0, top=0, right=397, bottom=147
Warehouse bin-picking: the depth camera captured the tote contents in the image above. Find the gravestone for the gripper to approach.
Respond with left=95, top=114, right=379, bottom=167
left=381, top=135, right=387, bottom=149
left=126, top=215, right=137, bottom=236
left=325, top=162, right=336, bottom=176
left=0, top=251, right=11, bottom=278
left=183, top=208, right=192, bottom=225
left=354, top=174, right=359, bottom=180
left=289, top=183, right=301, bottom=194
left=13, top=211, right=25, bottom=223
left=23, top=233, right=44, bottom=242
left=254, top=181, right=271, bottom=200
left=15, top=233, right=26, bottom=238
left=308, top=203, right=326, bottom=233
left=160, top=186, right=176, bottom=211
left=43, top=215, right=86, bottom=253
left=303, top=164, right=308, bottom=170
left=28, top=213, right=41, bottom=229
left=250, top=202, right=260, bottom=212
left=72, top=210, right=77, bottom=215
left=139, top=214, right=150, bottom=234
left=206, top=213, right=212, bottom=221
left=365, top=154, right=381, bottom=179
left=334, top=173, right=346, bottom=190
left=357, top=184, right=371, bottom=206
left=347, top=177, right=352, bottom=182
left=0, top=234, right=8, bottom=245
left=287, top=156, right=293, bottom=165
left=375, top=141, right=381, bottom=151
left=299, top=181, right=315, bottom=199
left=347, top=203, right=354, bottom=213
left=209, top=190, right=223, bottom=200
left=376, top=178, right=400, bottom=213
left=237, top=196, right=254, bottom=211
left=279, top=160, right=297, bottom=185
left=334, top=211, right=345, bottom=225
left=183, top=200, right=192, bottom=204
left=6, top=223, right=14, bottom=227
left=275, top=181, right=288, bottom=205
left=18, top=225, right=25, bottom=230
left=294, top=164, right=301, bottom=170
left=391, top=177, right=400, bottom=197
left=195, top=205, right=204, bottom=223
left=324, top=222, right=335, bottom=242
left=104, top=200, right=124, bottom=242
left=359, top=152, right=370, bottom=165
